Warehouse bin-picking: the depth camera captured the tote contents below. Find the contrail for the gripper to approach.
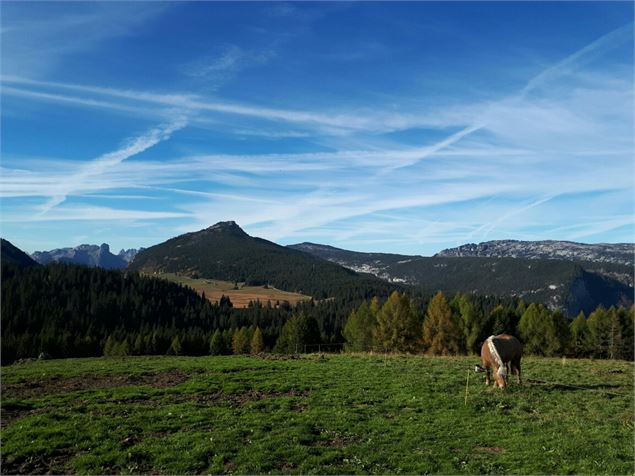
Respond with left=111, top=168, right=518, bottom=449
left=38, top=117, right=187, bottom=215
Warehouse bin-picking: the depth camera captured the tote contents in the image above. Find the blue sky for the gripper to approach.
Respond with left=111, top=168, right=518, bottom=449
left=1, top=2, right=633, bottom=255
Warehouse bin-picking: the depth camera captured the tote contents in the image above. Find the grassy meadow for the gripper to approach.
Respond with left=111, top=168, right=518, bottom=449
left=1, top=354, right=633, bottom=475
left=153, top=273, right=312, bottom=308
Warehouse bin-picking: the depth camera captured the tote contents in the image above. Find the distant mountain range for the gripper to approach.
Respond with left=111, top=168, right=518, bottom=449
left=31, top=244, right=140, bottom=269
left=436, top=240, right=634, bottom=266
left=3, top=228, right=633, bottom=316
left=289, top=242, right=634, bottom=315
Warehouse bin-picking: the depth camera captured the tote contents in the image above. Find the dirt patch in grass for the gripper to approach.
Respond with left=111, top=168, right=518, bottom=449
left=0, top=406, right=51, bottom=429
left=185, top=388, right=310, bottom=407
left=255, top=353, right=302, bottom=360
left=290, top=401, right=309, bottom=412
left=1, top=370, right=191, bottom=400
left=474, top=446, right=506, bottom=454
left=2, top=448, right=75, bottom=475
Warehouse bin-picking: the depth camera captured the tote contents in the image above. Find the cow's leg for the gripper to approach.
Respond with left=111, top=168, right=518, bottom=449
left=485, top=367, right=491, bottom=386
left=512, top=358, right=522, bottom=384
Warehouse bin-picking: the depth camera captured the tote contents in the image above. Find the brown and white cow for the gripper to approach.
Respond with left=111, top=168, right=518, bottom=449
left=475, top=334, right=522, bottom=389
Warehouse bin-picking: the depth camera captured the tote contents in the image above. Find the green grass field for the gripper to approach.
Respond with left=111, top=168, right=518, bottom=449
left=1, top=354, right=633, bottom=475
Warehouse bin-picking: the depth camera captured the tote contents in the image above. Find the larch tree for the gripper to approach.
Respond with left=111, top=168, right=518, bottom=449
left=422, top=291, right=462, bottom=355
left=251, top=327, right=264, bottom=354
left=373, top=291, right=420, bottom=353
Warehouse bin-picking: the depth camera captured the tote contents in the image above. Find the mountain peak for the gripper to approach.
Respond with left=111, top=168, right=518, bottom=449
left=205, top=221, right=248, bottom=236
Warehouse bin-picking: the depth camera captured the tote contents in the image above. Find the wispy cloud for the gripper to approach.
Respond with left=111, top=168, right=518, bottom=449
left=183, top=44, right=277, bottom=89
left=521, top=22, right=633, bottom=98
left=1, top=16, right=632, bottom=253
left=36, top=117, right=187, bottom=215
left=1, top=3, right=170, bottom=76
left=3, top=206, right=191, bottom=223
left=0, top=75, right=476, bottom=134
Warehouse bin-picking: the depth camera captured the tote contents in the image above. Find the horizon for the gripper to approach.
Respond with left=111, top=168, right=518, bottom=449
left=12, top=219, right=635, bottom=258
left=2, top=2, right=633, bottom=255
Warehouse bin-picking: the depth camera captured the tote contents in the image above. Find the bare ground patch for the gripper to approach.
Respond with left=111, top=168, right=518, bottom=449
left=184, top=388, right=310, bottom=407
left=2, top=448, right=75, bottom=475
left=474, top=446, right=506, bottom=454
left=2, top=387, right=311, bottom=428
left=1, top=370, right=191, bottom=400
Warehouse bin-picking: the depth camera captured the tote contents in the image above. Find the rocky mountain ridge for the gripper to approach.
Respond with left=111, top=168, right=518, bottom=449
left=31, top=244, right=140, bottom=269
left=436, top=240, right=633, bottom=266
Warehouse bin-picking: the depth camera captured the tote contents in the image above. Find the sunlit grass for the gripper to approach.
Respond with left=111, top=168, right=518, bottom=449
left=1, top=354, right=632, bottom=474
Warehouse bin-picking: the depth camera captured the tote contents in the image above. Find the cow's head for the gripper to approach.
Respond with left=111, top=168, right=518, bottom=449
left=494, top=367, right=508, bottom=389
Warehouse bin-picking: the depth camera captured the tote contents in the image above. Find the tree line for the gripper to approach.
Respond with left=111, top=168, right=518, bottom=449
left=343, top=291, right=634, bottom=360
left=1, top=263, right=378, bottom=363
left=2, top=263, right=632, bottom=363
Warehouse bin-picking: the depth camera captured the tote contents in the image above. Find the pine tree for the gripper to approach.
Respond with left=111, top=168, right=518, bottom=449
left=587, top=306, right=609, bottom=358
left=489, top=304, right=517, bottom=337
left=453, top=293, right=482, bottom=354
left=422, top=291, right=461, bottom=355
left=605, top=307, right=623, bottom=360
left=119, top=337, right=132, bottom=356
left=569, top=312, right=590, bottom=357
left=209, top=329, right=225, bottom=355
left=617, top=306, right=634, bottom=360
left=517, top=304, right=560, bottom=356
left=251, top=327, right=264, bottom=354
left=232, top=327, right=249, bottom=355
left=244, top=327, right=255, bottom=354
left=223, top=330, right=234, bottom=355
left=274, top=312, right=321, bottom=353
left=552, top=309, right=570, bottom=354
left=133, top=334, right=144, bottom=355
left=103, top=335, right=115, bottom=356
left=343, top=301, right=377, bottom=352
left=167, top=335, right=182, bottom=355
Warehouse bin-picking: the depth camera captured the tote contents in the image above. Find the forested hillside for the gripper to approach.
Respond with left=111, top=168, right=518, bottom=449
left=1, top=239, right=38, bottom=267
left=129, top=222, right=395, bottom=299
left=290, top=243, right=633, bottom=315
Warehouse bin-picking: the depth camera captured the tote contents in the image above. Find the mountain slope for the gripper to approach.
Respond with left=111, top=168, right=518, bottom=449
left=32, top=244, right=139, bottom=269
left=129, top=222, right=396, bottom=299
left=436, top=240, right=634, bottom=266
left=288, top=243, right=416, bottom=283
left=289, top=242, right=633, bottom=315
left=1, top=239, right=39, bottom=267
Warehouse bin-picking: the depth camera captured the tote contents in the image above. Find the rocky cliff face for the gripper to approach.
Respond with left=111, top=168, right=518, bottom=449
left=435, top=240, right=634, bottom=266
left=31, top=244, right=139, bottom=269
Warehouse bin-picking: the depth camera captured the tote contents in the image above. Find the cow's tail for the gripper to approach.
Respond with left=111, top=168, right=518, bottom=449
left=486, top=336, right=507, bottom=379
